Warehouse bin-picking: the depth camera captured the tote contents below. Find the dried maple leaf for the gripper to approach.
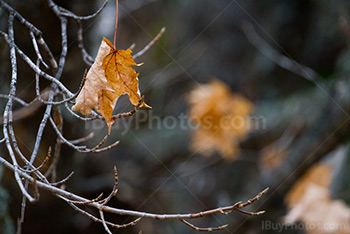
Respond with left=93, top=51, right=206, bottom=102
left=284, top=163, right=350, bottom=234
left=187, top=80, right=253, bottom=159
left=285, top=185, right=350, bottom=234
left=285, top=163, right=332, bottom=207
left=72, top=38, right=150, bottom=133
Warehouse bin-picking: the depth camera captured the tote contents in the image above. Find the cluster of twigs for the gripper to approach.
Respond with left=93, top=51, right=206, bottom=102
left=0, top=0, right=267, bottom=232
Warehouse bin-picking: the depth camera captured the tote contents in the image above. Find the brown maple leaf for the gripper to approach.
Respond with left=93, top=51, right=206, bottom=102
left=72, top=38, right=150, bottom=133
left=285, top=163, right=333, bottom=207
left=187, top=80, right=253, bottom=159
left=284, top=163, right=350, bottom=234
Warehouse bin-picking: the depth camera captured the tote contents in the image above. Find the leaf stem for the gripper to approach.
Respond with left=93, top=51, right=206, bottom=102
left=113, top=0, right=119, bottom=49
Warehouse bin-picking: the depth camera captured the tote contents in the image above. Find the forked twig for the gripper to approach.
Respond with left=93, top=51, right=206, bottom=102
left=35, top=67, right=87, bottom=106
left=20, top=147, right=51, bottom=174
left=66, top=202, right=142, bottom=229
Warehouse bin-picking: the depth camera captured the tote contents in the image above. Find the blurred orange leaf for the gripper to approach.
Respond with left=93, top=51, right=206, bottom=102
left=260, top=145, right=288, bottom=171
left=285, top=163, right=332, bottom=207
left=285, top=164, right=350, bottom=234
left=285, top=184, right=350, bottom=234
left=187, top=80, right=253, bottom=159
left=72, top=38, right=149, bottom=133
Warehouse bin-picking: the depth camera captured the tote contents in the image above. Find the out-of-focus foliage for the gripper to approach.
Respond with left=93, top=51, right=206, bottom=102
left=285, top=164, right=350, bottom=234
left=285, top=164, right=333, bottom=207
left=187, top=79, right=253, bottom=159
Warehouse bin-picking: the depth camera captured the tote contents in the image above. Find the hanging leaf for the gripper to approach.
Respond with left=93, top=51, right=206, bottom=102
left=72, top=38, right=150, bottom=133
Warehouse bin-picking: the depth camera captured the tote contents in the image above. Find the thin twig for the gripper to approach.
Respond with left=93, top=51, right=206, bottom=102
left=99, top=209, right=113, bottom=234
left=0, top=94, right=29, bottom=106
left=180, top=219, right=228, bottom=232
left=49, top=117, right=120, bottom=153
left=3, top=13, right=35, bottom=203
left=237, top=187, right=269, bottom=209
left=76, top=20, right=94, bottom=65
left=29, top=32, right=49, bottom=69
left=44, top=107, right=63, bottom=181
left=66, top=201, right=142, bottom=229
left=59, top=0, right=108, bottom=20
left=64, top=102, right=98, bottom=121
left=70, top=193, right=104, bottom=205
left=241, top=22, right=323, bottom=82
left=112, top=96, right=146, bottom=120
left=133, top=27, right=166, bottom=59
left=19, top=147, right=51, bottom=174
left=100, top=166, right=118, bottom=205
left=69, top=132, right=94, bottom=144
left=35, top=67, right=86, bottom=105
left=32, top=175, right=40, bottom=202
left=50, top=172, right=74, bottom=186
left=0, top=90, right=49, bottom=125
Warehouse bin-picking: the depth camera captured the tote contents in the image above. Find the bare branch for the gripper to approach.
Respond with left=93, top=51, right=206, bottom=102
left=0, top=94, right=30, bottom=106
left=77, top=20, right=94, bottom=66
left=0, top=0, right=57, bottom=70
left=49, top=117, right=120, bottom=153
left=59, top=0, right=108, bottom=20
left=29, top=32, right=49, bottom=69
left=99, top=209, right=113, bottom=234
left=66, top=202, right=142, bottom=229
left=238, top=187, right=269, bottom=209
left=241, top=21, right=323, bottom=82
left=112, top=96, right=147, bottom=120
left=35, top=67, right=86, bottom=106
left=180, top=219, right=228, bottom=232
left=69, top=132, right=94, bottom=144
left=3, top=13, right=35, bottom=202
left=0, top=30, right=73, bottom=96
left=49, top=171, right=74, bottom=187
left=0, top=90, right=49, bottom=125
left=19, top=147, right=51, bottom=174
left=100, top=166, right=118, bottom=205
left=64, top=102, right=98, bottom=121
left=134, top=27, right=166, bottom=59
left=44, top=107, right=63, bottom=182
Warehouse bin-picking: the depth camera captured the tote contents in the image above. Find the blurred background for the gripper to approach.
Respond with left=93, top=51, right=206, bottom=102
left=1, top=0, right=350, bottom=233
